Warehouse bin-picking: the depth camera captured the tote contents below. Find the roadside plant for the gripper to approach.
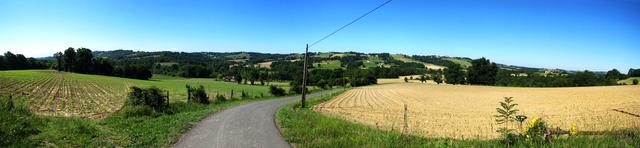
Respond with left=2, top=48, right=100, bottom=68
left=569, top=123, right=578, bottom=135
left=495, top=97, right=519, bottom=134
left=215, top=93, right=226, bottom=104
left=127, top=86, right=168, bottom=111
left=525, top=116, right=550, bottom=144
left=269, top=85, right=286, bottom=96
left=186, top=85, right=210, bottom=104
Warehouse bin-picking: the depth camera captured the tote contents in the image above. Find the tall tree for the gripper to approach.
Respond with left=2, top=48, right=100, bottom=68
left=63, top=47, right=76, bottom=72
left=14, top=54, right=28, bottom=69
left=75, top=48, right=93, bottom=73
left=93, top=57, right=114, bottom=75
left=0, top=55, right=4, bottom=70
left=629, top=68, right=640, bottom=77
left=53, top=52, right=64, bottom=71
left=444, top=63, right=466, bottom=84
left=4, top=52, right=17, bottom=69
left=467, top=57, right=498, bottom=85
left=605, top=69, right=622, bottom=80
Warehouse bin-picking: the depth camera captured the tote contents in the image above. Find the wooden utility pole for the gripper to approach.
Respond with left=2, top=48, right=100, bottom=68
left=301, top=44, right=309, bottom=108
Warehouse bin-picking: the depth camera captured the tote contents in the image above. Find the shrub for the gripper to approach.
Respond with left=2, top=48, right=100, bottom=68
left=186, top=85, right=210, bottom=104
left=633, top=79, right=639, bottom=85
left=270, top=85, right=286, bottom=96
left=127, top=86, right=168, bottom=111
left=215, top=93, right=227, bottom=103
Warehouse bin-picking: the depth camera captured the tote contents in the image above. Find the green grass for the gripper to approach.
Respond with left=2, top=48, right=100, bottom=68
left=444, top=57, right=471, bottom=68
left=617, top=77, right=640, bottom=85
left=313, top=60, right=342, bottom=69
left=391, top=54, right=425, bottom=64
left=276, top=90, right=640, bottom=147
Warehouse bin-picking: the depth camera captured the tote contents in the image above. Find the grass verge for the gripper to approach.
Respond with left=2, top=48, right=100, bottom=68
left=276, top=91, right=640, bottom=147
left=2, top=91, right=308, bottom=147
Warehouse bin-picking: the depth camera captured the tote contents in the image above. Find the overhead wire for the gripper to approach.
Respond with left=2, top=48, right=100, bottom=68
left=309, top=0, right=393, bottom=48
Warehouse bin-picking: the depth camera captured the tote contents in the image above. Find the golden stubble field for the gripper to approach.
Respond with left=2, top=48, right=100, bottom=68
left=314, top=82, right=640, bottom=139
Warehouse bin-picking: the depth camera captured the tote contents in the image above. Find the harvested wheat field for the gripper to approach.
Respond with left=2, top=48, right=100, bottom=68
left=314, top=82, right=640, bottom=139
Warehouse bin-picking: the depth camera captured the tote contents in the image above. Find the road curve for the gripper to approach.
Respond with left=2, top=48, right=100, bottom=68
left=174, top=89, right=339, bottom=148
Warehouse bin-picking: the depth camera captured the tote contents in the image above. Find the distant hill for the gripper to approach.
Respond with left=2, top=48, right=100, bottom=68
left=42, top=50, right=582, bottom=75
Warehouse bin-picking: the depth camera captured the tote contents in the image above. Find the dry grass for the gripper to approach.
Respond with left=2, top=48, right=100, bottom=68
left=314, top=82, right=640, bottom=139
left=257, top=61, right=273, bottom=69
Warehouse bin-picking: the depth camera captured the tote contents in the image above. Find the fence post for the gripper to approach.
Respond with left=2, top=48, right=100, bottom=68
left=166, top=91, right=170, bottom=108
left=404, top=104, right=408, bottom=133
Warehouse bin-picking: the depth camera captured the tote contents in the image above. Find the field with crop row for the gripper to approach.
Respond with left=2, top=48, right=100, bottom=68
left=0, top=70, right=126, bottom=118
left=0, top=70, right=275, bottom=118
left=314, top=82, right=640, bottom=139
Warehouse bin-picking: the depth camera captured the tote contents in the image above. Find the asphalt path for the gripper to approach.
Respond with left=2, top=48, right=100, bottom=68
left=174, top=89, right=339, bottom=148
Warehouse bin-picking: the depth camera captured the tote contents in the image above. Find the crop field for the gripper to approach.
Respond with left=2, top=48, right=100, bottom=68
left=0, top=70, right=273, bottom=118
left=314, top=82, right=640, bottom=139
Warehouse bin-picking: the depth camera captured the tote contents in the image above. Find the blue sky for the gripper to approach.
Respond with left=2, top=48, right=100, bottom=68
left=1, top=0, right=638, bottom=71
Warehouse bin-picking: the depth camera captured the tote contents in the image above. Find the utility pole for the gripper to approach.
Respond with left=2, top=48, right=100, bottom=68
left=301, top=44, right=309, bottom=108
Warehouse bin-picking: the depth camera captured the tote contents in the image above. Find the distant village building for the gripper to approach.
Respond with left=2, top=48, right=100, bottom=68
left=223, top=76, right=235, bottom=82
left=509, top=73, right=529, bottom=77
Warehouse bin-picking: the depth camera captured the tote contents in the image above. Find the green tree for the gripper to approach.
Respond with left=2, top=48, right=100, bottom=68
left=605, top=69, right=622, bottom=80
left=629, top=68, right=640, bottom=77
left=53, top=52, right=64, bottom=71
left=75, top=48, right=93, bottom=73
left=444, top=64, right=466, bottom=84
left=3, top=52, right=17, bottom=69
left=468, top=57, right=498, bottom=85
left=259, top=70, right=269, bottom=85
left=0, top=55, right=4, bottom=70
left=418, top=75, right=427, bottom=83
left=63, top=47, right=76, bottom=72
left=433, top=74, right=443, bottom=84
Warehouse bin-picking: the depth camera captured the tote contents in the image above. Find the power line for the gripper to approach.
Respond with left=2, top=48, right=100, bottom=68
left=309, top=0, right=393, bottom=48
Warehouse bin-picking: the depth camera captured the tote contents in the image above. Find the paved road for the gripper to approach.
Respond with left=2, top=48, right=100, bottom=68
left=174, top=89, right=339, bottom=148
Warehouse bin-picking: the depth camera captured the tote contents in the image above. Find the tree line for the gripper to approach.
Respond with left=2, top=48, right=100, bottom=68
left=53, top=47, right=152, bottom=80
left=438, top=57, right=624, bottom=87
left=0, top=52, right=48, bottom=70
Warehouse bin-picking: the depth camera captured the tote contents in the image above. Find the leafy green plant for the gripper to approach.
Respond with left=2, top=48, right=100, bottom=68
left=186, top=85, right=210, bottom=104
left=127, top=86, right=168, bottom=111
left=494, top=97, right=519, bottom=133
